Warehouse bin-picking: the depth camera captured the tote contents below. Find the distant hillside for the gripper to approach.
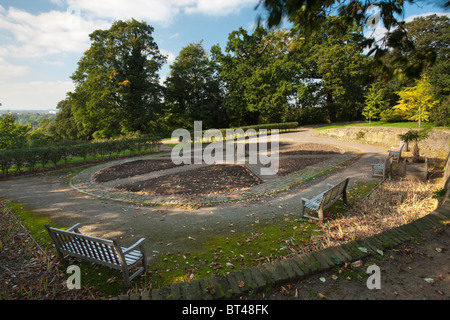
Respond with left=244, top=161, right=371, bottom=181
left=1, top=112, right=57, bottom=130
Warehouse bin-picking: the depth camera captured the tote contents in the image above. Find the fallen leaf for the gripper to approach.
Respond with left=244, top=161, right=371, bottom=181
left=424, top=278, right=435, bottom=284
left=319, top=277, right=326, bottom=283
left=206, top=285, right=215, bottom=295
left=351, top=260, right=363, bottom=268
left=281, top=286, right=289, bottom=296
left=237, top=280, right=245, bottom=288
left=358, top=247, right=368, bottom=253
left=376, top=249, right=384, bottom=256
left=318, top=293, right=326, bottom=299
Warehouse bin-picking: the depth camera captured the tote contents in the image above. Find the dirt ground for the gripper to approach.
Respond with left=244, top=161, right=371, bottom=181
left=245, top=225, right=449, bottom=300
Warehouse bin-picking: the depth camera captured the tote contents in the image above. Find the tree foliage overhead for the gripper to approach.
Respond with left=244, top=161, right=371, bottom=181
left=70, top=19, right=167, bottom=139
left=257, top=0, right=449, bottom=79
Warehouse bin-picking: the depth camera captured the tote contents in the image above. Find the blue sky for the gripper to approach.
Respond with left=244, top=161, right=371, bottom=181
left=0, top=0, right=448, bottom=110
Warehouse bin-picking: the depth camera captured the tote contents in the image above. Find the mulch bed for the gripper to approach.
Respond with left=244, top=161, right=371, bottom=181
left=95, top=143, right=343, bottom=195
left=93, top=159, right=185, bottom=183
left=275, top=157, right=331, bottom=176
left=115, top=164, right=262, bottom=196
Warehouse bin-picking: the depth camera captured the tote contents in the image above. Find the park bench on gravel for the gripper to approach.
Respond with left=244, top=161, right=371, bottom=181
left=45, top=223, right=148, bottom=287
left=388, top=142, right=406, bottom=163
left=370, top=155, right=393, bottom=179
left=300, top=178, right=349, bottom=222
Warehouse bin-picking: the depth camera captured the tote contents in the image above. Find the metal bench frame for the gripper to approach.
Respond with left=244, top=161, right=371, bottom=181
left=45, top=223, right=148, bottom=287
left=301, top=178, right=349, bottom=222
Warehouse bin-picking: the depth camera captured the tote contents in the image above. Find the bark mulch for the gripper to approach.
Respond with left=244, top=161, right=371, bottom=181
left=115, top=164, right=262, bottom=196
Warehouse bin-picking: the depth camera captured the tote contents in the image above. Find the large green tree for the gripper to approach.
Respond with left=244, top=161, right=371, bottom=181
left=290, top=17, right=371, bottom=122
left=49, top=99, right=79, bottom=141
left=217, top=27, right=301, bottom=126
left=70, top=19, right=167, bottom=139
left=164, top=42, right=226, bottom=130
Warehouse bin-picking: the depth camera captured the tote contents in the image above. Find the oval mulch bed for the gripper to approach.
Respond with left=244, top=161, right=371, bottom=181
left=114, top=164, right=262, bottom=196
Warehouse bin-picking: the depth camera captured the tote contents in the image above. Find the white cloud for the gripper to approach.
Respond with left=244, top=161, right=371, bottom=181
left=0, top=6, right=109, bottom=58
left=0, top=81, right=75, bottom=109
left=66, top=0, right=258, bottom=24
left=0, top=57, right=29, bottom=81
left=183, top=0, right=257, bottom=16
left=67, top=0, right=181, bottom=26
left=160, top=49, right=176, bottom=63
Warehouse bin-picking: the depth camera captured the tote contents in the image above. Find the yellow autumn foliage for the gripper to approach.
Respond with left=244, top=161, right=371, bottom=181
left=393, top=75, right=439, bottom=127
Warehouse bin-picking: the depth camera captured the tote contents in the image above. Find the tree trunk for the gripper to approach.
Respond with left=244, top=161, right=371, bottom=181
left=413, top=143, right=420, bottom=163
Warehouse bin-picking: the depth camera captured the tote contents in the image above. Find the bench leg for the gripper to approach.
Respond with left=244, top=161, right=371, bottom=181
left=301, top=200, right=306, bottom=217
left=342, top=191, right=348, bottom=205
left=122, top=267, right=131, bottom=288
left=318, top=208, right=324, bottom=222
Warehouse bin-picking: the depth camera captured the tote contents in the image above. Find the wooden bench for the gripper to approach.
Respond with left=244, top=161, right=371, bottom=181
left=45, top=223, right=148, bottom=287
left=388, top=142, right=405, bottom=163
left=371, top=155, right=393, bottom=179
left=301, top=178, right=349, bottom=222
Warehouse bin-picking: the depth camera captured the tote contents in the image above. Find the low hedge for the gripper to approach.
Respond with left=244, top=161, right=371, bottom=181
left=0, top=136, right=161, bottom=179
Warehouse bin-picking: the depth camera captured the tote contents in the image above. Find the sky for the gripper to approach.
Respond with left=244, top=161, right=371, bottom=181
left=0, top=0, right=448, bottom=111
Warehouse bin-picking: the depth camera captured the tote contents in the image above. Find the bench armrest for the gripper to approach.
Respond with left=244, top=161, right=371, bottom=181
left=67, top=223, right=83, bottom=233
left=123, top=238, right=147, bottom=254
left=301, top=197, right=316, bottom=204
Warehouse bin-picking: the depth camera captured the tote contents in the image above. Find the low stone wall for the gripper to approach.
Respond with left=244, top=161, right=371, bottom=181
left=317, top=127, right=450, bottom=159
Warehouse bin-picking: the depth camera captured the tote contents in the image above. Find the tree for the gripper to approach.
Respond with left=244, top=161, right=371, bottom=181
left=217, top=27, right=302, bottom=125
left=289, top=16, right=370, bottom=122
left=393, top=75, right=439, bottom=127
left=164, top=42, right=226, bottom=130
left=399, top=128, right=430, bottom=163
left=363, top=83, right=389, bottom=123
left=70, top=19, right=167, bottom=139
left=49, top=99, right=80, bottom=141
left=0, top=113, right=30, bottom=151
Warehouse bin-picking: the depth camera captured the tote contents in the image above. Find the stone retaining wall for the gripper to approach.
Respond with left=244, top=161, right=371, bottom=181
left=318, top=127, right=450, bottom=159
